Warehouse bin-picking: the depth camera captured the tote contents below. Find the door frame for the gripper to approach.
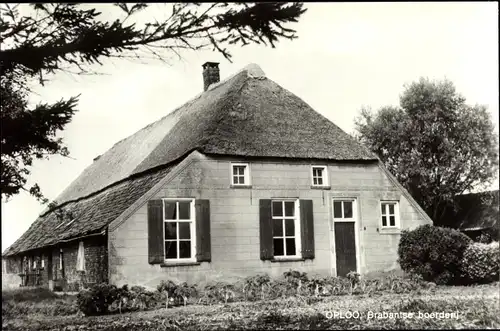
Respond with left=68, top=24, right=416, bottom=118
left=330, top=197, right=361, bottom=276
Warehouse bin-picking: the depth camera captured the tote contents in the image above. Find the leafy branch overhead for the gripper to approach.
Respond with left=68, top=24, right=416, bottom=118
left=0, top=3, right=306, bottom=203
left=1, top=3, right=306, bottom=75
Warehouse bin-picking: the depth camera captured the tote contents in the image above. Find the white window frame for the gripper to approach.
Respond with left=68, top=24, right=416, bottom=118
left=230, top=163, right=250, bottom=186
left=380, top=201, right=400, bottom=229
left=33, top=257, right=37, bottom=269
left=271, top=199, right=302, bottom=260
left=311, top=165, right=328, bottom=187
left=332, top=199, right=356, bottom=221
left=162, top=198, right=197, bottom=263
left=41, top=255, right=45, bottom=269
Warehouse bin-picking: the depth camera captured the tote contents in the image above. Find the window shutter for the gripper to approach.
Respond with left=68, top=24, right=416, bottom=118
left=195, top=200, right=211, bottom=262
left=300, top=200, right=315, bottom=260
left=259, top=199, right=273, bottom=260
left=147, top=199, right=164, bottom=264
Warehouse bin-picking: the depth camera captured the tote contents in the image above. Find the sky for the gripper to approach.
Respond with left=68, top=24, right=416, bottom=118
left=1, top=2, right=499, bottom=252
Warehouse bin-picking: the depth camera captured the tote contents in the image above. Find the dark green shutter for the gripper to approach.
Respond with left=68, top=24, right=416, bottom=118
left=259, top=199, right=273, bottom=260
left=300, top=200, right=315, bottom=260
left=195, top=200, right=211, bottom=262
left=147, top=200, right=164, bottom=264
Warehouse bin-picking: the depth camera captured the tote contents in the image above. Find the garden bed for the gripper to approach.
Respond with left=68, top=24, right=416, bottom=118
left=2, top=281, right=499, bottom=330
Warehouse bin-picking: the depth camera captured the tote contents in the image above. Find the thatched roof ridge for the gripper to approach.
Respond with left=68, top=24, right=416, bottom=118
left=52, top=63, right=375, bottom=206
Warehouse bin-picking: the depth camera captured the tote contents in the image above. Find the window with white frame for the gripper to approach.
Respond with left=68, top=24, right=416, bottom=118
left=380, top=201, right=400, bottom=228
left=231, top=163, right=250, bottom=186
left=333, top=200, right=354, bottom=219
left=163, top=199, right=196, bottom=261
left=311, top=166, right=328, bottom=187
left=272, top=200, right=301, bottom=258
left=41, top=255, right=45, bottom=269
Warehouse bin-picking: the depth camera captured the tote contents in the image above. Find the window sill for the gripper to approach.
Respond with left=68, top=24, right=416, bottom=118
left=160, top=261, right=201, bottom=268
left=310, top=185, right=331, bottom=190
left=378, top=228, right=401, bottom=235
left=230, top=185, right=252, bottom=189
left=270, top=258, right=305, bottom=263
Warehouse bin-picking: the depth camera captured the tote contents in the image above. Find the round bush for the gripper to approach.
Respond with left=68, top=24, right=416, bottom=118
left=76, top=283, right=122, bottom=316
left=397, top=224, right=472, bottom=285
left=460, top=241, right=500, bottom=284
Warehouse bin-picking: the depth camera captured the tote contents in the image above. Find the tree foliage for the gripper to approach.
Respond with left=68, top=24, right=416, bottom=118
left=0, top=3, right=306, bottom=202
left=354, top=78, right=499, bottom=225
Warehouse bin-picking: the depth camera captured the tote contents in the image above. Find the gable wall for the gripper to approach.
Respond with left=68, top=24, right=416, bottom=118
left=108, top=153, right=430, bottom=288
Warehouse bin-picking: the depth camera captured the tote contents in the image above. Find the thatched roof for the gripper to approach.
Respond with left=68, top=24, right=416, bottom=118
left=3, top=166, right=174, bottom=256
left=4, top=63, right=377, bottom=256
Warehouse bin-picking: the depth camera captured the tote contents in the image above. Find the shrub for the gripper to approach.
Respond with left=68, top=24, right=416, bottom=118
left=76, top=283, right=125, bottom=316
left=460, top=241, right=500, bottom=284
left=200, top=282, right=238, bottom=304
left=157, top=280, right=197, bottom=307
left=174, top=282, right=197, bottom=306
left=302, top=276, right=325, bottom=296
left=477, top=232, right=493, bottom=244
left=346, top=271, right=360, bottom=287
left=126, top=286, right=162, bottom=310
left=283, top=269, right=308, bottom=285
left=398, top=224, right=472, bottom=284
left=281, top=270, right=309, bottom=296
left=156, top=280, right=177, bottom=308
left=242, top=274, right=272, bottom=301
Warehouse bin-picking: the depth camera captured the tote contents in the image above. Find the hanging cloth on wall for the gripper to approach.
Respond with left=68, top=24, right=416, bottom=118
left=76, top=241, right=85, bottom=271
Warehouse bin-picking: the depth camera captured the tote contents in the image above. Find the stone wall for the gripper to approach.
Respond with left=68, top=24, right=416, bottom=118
left=2, top=235, right=108, bottom=291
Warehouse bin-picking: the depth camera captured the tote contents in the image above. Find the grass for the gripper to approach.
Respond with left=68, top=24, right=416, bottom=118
left=1, top=287, right=78, bottom=320
left=2, top=282, right=499, bottom=330
left=1, top=287, right=70, bottom=302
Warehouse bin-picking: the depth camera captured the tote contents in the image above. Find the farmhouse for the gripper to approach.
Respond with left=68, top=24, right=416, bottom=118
left=2, top=63, right=432, bottom=291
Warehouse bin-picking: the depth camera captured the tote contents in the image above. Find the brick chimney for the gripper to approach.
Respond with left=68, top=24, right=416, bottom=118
left=202, top=62, right=220, bottom=91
